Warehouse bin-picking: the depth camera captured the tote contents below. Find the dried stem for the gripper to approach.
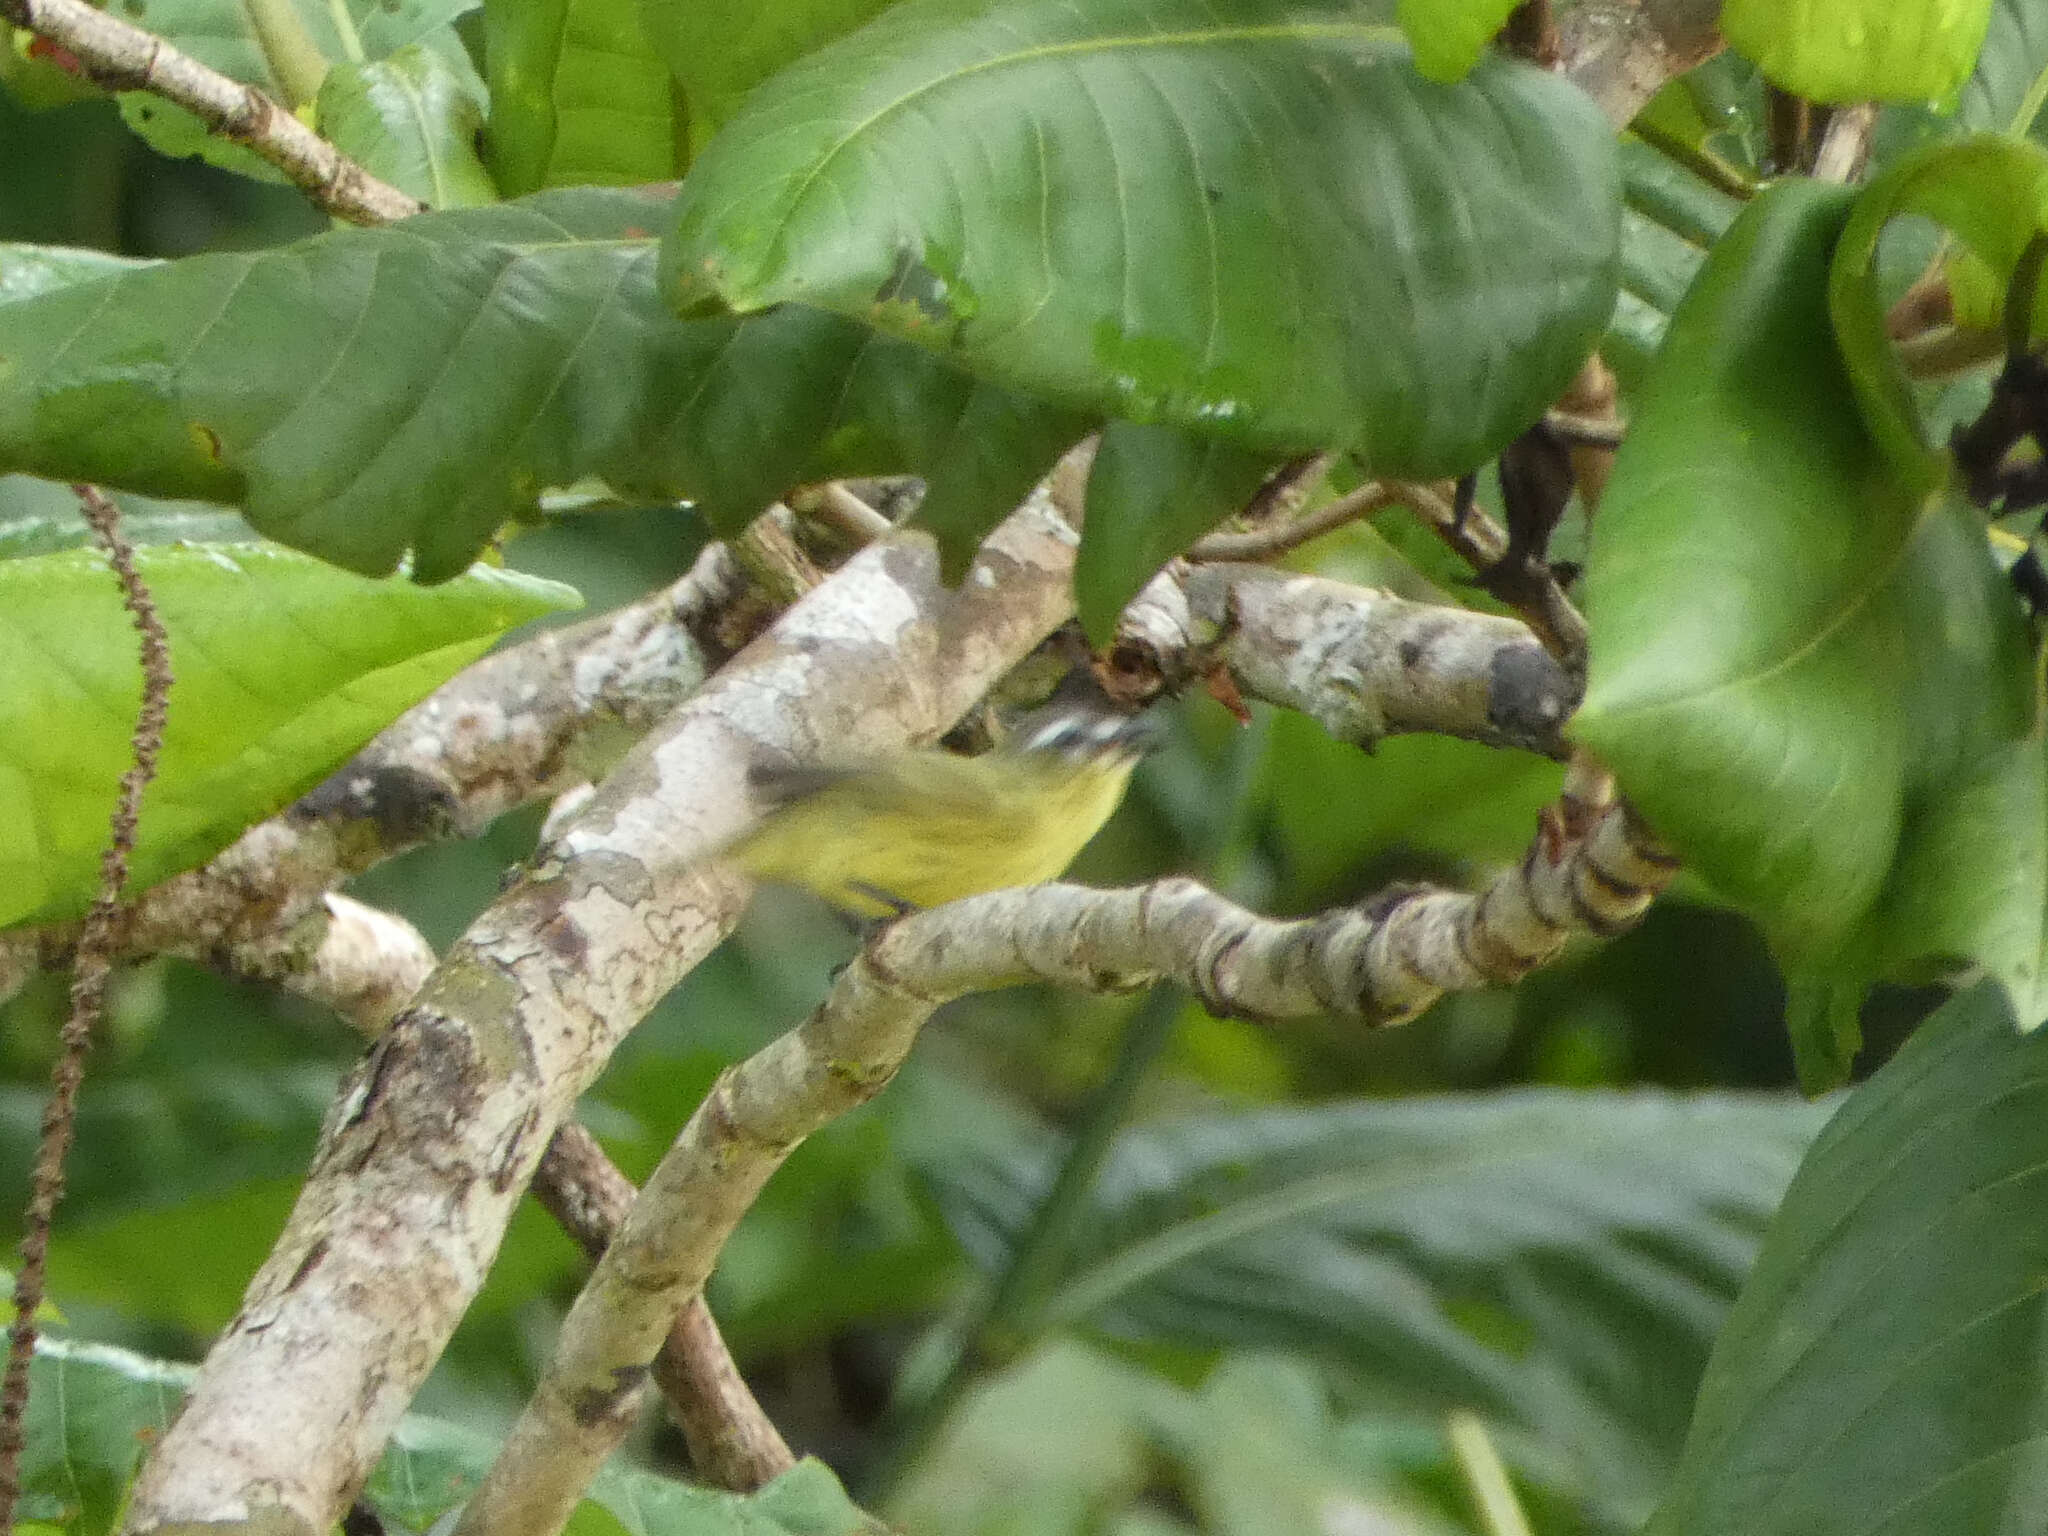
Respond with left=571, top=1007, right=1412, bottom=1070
left=0, top=486, right=172, bottom=1528
left=0, top=0, right=420, bottom=224
left=1395, top=479, right=1591, bottom=668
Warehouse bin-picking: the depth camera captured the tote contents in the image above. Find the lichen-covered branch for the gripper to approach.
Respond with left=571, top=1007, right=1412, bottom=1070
left=116, top=465, right=1087, bottom=1535
left=0, top=536, right=762, bottom=1007
left=531, top=1127, right=795, bottom=1492
left=209, top=892, right=790, bottom=1494
left=1113, top=562, right=1576, bottom=757
left=0, top=0, right=421, bottom=224
left=457, top=766, right=1675, bottom=1536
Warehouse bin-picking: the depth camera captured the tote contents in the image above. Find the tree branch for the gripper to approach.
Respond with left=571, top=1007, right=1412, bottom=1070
left=0, top=0, right=421, bottom=225
left=117, top=461, right=1089, bottom=1535
left=456, top=764, right=1676, bottom=1535
left=1113, top=561, right=1576, bottom=758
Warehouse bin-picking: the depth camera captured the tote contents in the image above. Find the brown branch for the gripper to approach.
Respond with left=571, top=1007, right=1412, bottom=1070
left=1556, top=0, right=1724, bottom=129
left=1185, top=481, right=1399, bottom=562
left=0, top=0, right=421, bottom=225
left=0, top=486, right=172, bottom=1529
left=532, top=1129, right=795, bottom=1492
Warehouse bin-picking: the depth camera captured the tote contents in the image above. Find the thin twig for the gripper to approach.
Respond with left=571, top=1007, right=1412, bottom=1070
left=0, top=486, right=172, bottom=1527
left=1186, top=481, right=1399, bottom=561
left=0, top=0, right=420, bottom=225
left=531, top=1128, right=796, bottom=1491
left=1811, top=102, right=1878, bottom=186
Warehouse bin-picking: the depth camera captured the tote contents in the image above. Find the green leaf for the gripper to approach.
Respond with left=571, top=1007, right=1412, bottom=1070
left=1075, top=423, right=1273, bottom=644
left=1575, top=179, right=2035, bottom=1022
left=109, top=0, right=479, bottom=176
left=1831, top=136, right=2048, bottom=444
left=636, top=0, right=899, bottom=156
left=0, top=193, right=1084, bottom=579
left=0, top=24, right=99, bottom=111
left=1395, top=0, right=1519, bottom=83
left=662, top=0, right=1620, bottom=477
left=0, top=244, right=147, bottom=305
left=318, top=42, right=497, bottom=209
left=895, top=1342, right=1468, bottom=1536
left=1648, top=982, right=2048, bottom=1535
left=12, top=1335, right=878, bottom=1535
left=483, top=0, right=681, bottom=195
left=925, top=1089, right=1829, bottom=1526
left=1721, top=0, right=1995, bottom=105
left=0, top=542, right=577, bottom=927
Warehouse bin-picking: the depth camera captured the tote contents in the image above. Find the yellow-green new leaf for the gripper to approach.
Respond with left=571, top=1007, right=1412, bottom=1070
left=0, top=544, right=577, bottom=928
left=1721, top=0, right=1994, bottom=104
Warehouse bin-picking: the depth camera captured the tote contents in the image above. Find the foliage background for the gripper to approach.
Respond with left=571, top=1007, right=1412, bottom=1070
left=0, top=16, right=1969, bottom=1536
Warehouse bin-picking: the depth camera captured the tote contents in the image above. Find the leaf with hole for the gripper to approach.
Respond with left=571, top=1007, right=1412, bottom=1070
left=0, top=542, right=577, bottom=928
left=663, top=0, right=1619, bottom=477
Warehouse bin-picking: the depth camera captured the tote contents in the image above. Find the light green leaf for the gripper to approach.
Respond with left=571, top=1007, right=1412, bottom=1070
left=318, top=42, right=496, bottom=209
left=483, top=0, right=681, bottom=194
left=926, top=1090, right=1828, bottom=1526
left=12, top=1335, right=877, bottom=1536
left=1721, top=0, right=1995, bottom=105
left=1076, top=423, right=1274, bottom=644
left=1649, top=982, right=2048, bottom=1535
left=636, top=0, right=898, bottom=156
left=663, top=0, right=1619, bottom=477
left=1396, top=0, right=1520, bottom=82
left=1576, top=180, right=2034, bottom=1036
left=110, top=0, right=478, bottom=173
left=0, top=542, right=577, bottom=927
left=0, top=193, right=1085, bottom=580
left=1830, top=136, right=2048, bottom=441
left=0, top=23, right=99, bottom=110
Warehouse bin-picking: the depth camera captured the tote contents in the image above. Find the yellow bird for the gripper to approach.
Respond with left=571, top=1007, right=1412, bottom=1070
left=726, top=685, right=1153, bottom=917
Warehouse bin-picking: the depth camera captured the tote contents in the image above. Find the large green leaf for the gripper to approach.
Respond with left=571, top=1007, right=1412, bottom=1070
left=924, top=1089, right=1828, bottom=1525
left=0, top=192, right=1084, bottom=579
left=635, top=0, right=898, bottom=157
left=1574, top=180, right=2036, bottom=1038
left=12, top=1336, right=878, bottom=1534
left=662, top=0, right=1619, bottom=477
left=1721, top=0, right=1994, bottom=105
left=483, top=0, right=681, bottom=194
left=1649, top=982, right=2048, bottom=1535
left=318, top=42, right=497, bottom=209
left=0, top=244, right=141, bottom=305
left=0, top=542, right=576, bottom=927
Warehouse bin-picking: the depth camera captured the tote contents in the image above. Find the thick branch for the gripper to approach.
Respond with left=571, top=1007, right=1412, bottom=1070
left=1556, top=0, right=1724, bottom=128
left=1114, top=563, right=1576, bottom=757
left=0, top=0, right=421, bottom=224
left=117, top=465, right=1087, bottom=1535
left=459, top=772, right=1676, bottom=1535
